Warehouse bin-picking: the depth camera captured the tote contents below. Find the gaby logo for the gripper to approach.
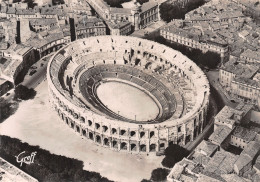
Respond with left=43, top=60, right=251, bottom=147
left=15, top=151, right=37, bottom=167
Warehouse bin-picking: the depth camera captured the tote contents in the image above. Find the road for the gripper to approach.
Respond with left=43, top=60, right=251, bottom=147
left=1, top=53, right=54, bottom=102
left=206, top=70, right=237, bottom=108
left=185, top=118, right=214, bottom=151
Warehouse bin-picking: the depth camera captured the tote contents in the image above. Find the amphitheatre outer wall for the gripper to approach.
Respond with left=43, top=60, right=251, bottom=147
left=47, top=35, right=210, bottom=154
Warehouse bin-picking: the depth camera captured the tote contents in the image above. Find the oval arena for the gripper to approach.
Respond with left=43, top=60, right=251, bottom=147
left=47, top=36, right=210, bottom=154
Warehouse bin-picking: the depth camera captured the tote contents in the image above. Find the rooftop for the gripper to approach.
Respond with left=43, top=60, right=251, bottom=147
left=232, top=126, right=257, bottom=143
left=195, top=140, right=218, bottom=157
left=240, top=49, right=260, bottom=61
left=220, top=59, right=258, bottom=78
left=234, top=141, right=260, bottom=171
left=209, top=125, right=232, bottom=145
left=204, top=150, right=238, bottom=175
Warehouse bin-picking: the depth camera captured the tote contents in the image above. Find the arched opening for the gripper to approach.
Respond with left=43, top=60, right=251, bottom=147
left=65, top=117, right=69, bottom=125
left=104, top=138, right=109, bottom=146
left=130, top=131, right=136, bottom=137
left=140, top=144, right=146, bottom=152
left=96, top=135, right=101, bottom=144
left=159, top=143, right=165, bottom=151
left=89, top=132, right=94, bottom=140
left=120, top=142, right=127, bottom=150
left=80, top=117, right=85, bottom=123
left=131, top=144, right=137, bottom=151
left=88, top=120, right=92, bottom=126
left=82, top=129, right=86, bottom=137
left=112, top=141, right=118, bottom=148
left=71, top=122, right=74, bottom=129
left=120, top=130, right=127, bottom=136
left=150, top=131, right=155, bottom=138
left=61, top=114, right=64, bottom=121
left=112, top=128, right=117, bottom=134
left=95, top=123, right=100, bottom=130
left=140, top=131, right=145, bottom=138
left=76, top=125, right=80, bottom=133
left=150, top=144, right=156, bottom=152
left=186, top=135, right=191, bottom=143
left=73, top=113, right=78, bottom=119
left=102, top=126, right=108, bottom=132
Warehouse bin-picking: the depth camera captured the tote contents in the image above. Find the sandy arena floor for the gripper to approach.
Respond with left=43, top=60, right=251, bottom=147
left=0, top=80, right=163, bottom=182
left=97, top=81, right=159, bottom=121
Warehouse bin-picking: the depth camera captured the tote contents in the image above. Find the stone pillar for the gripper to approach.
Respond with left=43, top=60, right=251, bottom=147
left=128, top=141, right=131, bottom=152
left=137, top=141, right=140, bottom=153
left=183, top=124, right=187, bottom=145
left=118, top=140, right=121, bottom=151
left=109, top=138, right=112, bottom=148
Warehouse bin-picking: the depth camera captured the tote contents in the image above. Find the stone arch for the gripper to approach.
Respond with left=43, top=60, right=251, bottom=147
left=88, top=120, right=92, bottom=126
left=150, top=131, right=155, bottom=138
left=140, top=144, right=146, bottom=152
left=96, top=135, right=101, bottom=144
left=120, top=142, right=127, bottom=150
left=73, top=112, right=78, bottom=119
left=89, top=132, right=94, bottom=140
left=70, top=121, right=74, bottom=129
left=150, top=144, right=156, bottom=152
left=102, top=125, right=108, bottom=132
left=104, top=138, right=109, bottom=146
left=112, top=141, right=118, bottom=148
left=95, top=123, right=100, bottom=130
left=80, top=117, right=85, bottom=123
left=159, top=143, right=165, bottom=151
left=130, top=144, right=137, bottom=151
left=120, top=129, right=127, bottom=136
left=112, top=128, right=117, bottom=134
left=130, top=131, right=136, bottom=137
left=140, top=131, right=145, bottom=138
left=82, top=129, right=87, bottom=137
left=76, top=125, right=80, bottom=133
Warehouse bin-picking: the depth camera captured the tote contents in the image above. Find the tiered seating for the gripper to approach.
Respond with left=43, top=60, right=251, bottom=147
left=131, top=77, right=146, bottom=86
left=101, top=72, right=117, bottom=78
left=118, top=73, right=132, bottom=81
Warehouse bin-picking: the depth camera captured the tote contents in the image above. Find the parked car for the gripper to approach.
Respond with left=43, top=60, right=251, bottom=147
left=29, top=69, right=37, bottom=76
left=31, top=65, right=37, bottom=69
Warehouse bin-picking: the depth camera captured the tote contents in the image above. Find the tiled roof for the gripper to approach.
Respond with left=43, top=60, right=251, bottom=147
left=204, top=150, right=238, bottom=175
left=221, top=59, right=258, bottom=78
left=232, top=126, right=257, bottom=142
left=209, top=125, right=232, bottom=145
left=195, top=140, right=218, bottom=157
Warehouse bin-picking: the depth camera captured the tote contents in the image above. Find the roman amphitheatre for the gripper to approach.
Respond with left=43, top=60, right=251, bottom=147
left=47, top=35, right=210, bottom=154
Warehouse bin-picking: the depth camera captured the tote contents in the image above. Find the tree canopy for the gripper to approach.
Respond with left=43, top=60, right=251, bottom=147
left=14, top=85, right=36, bottom=101
left=159, top=0, right=206, bottom=22
left=161, top=144, right=189, bottom=168
left=150, top=168, right=170, bottom=181
left=103, top=0, right=131, bottom=8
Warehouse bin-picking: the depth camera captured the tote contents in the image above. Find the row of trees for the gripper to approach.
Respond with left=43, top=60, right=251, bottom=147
left=0, top=135, right=113, bottom=182
left=144, top=34, right=221, bottom=69
left=160, top=0, right=206, bottom=22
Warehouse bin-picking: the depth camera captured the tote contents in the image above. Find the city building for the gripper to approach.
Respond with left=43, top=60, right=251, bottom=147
left=214, top=103, right=253, bottom=129
left=75, top=17, right=106, bottom=39
left=85, top=0, right=159, bottom=34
